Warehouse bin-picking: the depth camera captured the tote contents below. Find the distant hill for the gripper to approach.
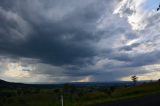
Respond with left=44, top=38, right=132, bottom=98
left=0, top=79, right=9, bottom=84
left=0, top=79, right=149, bottom=89
left=0, top=79, right=12, bottom=86
left=0, top=79, right=26, bottom=88
left=0, top=79, right=129, bottom=89
left=0, top=79, right=63, bottom=89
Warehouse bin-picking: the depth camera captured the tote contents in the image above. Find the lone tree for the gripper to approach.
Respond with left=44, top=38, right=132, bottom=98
left=131, top=75, right=138, bottom=86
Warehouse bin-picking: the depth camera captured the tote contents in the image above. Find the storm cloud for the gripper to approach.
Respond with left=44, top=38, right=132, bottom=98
left=0, top=0, right=160, bottom=83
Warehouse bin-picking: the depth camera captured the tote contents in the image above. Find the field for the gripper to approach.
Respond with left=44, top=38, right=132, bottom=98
left=0, top=81, right=160, bottom=106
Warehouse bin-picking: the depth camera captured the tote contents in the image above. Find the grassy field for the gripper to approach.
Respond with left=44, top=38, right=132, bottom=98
left=0, top=82, right=160, bottom=106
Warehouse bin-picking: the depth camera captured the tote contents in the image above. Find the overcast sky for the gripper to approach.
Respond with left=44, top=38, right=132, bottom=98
left=0, top=0, right=160, bottom=83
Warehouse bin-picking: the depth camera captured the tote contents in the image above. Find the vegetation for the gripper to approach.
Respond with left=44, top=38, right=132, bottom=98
left=131, top=75, right=138, bottom=86
left=0, top=81, right=160, bottom=106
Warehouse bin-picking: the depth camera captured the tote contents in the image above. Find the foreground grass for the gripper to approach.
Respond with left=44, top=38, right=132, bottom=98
left=1, top=82, right=160, bottom=106
left=83, top=82, right=160, bottom=106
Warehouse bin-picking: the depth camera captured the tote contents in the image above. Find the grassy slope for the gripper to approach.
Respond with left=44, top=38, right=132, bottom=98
left=1, top=82, right=160, bottom=106
left=83, top=82, right=160, bottom=106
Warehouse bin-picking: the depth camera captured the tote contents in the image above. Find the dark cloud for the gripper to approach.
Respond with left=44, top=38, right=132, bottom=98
left=0, top=0, right=111, bottom=66
left=131, top=51, right=160, bottom=67
left=119, top=43, right=140, bottom=51
left=0, top=0, right=160, bottom=83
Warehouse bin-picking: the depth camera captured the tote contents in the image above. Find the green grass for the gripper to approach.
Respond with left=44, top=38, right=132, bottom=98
left=1, top=82, right=160, bottom=106
left=83, top=82, right=160, bottom=106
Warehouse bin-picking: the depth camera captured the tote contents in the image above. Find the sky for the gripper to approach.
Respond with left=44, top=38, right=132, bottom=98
left=0, top=0, right=160, bottom=83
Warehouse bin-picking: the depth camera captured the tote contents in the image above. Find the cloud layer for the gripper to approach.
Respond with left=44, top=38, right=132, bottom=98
left=0, top=0, right=160, bottom=83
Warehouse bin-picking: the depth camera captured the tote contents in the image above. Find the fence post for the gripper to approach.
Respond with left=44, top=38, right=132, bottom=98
left=61, top=95, right=63, bottom=106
